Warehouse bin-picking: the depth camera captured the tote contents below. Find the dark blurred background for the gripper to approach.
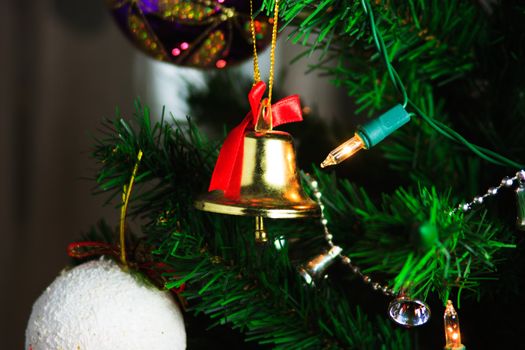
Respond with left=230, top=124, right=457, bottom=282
left=0, top=1, right=350, bottom=348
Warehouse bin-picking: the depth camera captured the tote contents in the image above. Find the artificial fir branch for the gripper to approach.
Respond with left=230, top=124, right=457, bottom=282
left=151, top=224, right=412, bottom=349
left=90, top=105, right=516, bottom=347
left=268, top=0, right=485, bottom=112
left=309, top=168, right=516, bottom=303
left=93, top=105, right=411, bottom=348
left=268, top=0, right=525, bottom=188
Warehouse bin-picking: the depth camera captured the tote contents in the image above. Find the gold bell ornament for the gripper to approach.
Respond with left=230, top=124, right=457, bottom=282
left=195, top=0, right=318, bottom=243
left=195, top=84, right=319, bottom=243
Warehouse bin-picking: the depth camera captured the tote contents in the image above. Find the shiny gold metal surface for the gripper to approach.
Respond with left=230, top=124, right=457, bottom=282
left=195, top=130, right=320, bottom=218
left=254, top=216, right=268, bottom=243
left=255, top=98, right=272, bottom=132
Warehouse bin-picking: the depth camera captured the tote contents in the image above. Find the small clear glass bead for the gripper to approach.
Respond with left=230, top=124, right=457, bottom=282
left=310, top=180, right=318, bottom=189
left=473, top=196, right=483, bottom=204
left=351, top=266, right=360, bottom=274
left=501, top=177, right=514, bottom=187
left=321, top=218, right=328, bottom=225
left=314, top=192, right=322, bottom=199
left=372, top=282, right=380, bottom=290
left=461, top=203, right=470, bottom=211
left=326, top=234, right=333, bottom=240
left=487, top=187, right=498, bottom=195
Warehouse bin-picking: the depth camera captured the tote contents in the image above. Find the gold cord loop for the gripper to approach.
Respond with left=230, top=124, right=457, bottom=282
left=249, top=0, right=280, bottom=116
left=249, top=0, right=261, bottom=83
left=268, top=0, right=279, bottom=105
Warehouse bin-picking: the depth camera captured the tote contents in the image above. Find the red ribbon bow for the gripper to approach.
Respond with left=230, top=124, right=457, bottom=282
left=208, top=81, right=303, bottom=198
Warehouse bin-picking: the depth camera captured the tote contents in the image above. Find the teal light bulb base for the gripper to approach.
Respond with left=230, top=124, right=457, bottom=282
left=357, top=104, right=410, bottom=149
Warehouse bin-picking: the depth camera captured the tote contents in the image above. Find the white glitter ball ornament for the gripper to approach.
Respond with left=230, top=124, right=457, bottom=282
left=25, top=258, right=186, bottom=350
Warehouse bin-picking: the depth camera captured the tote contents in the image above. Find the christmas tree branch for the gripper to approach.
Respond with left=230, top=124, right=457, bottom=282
left=312, top=167, right=516, bottom=302
left=91, top=104, right=515, bottom=348
left=268, top=0, right=485, bottom=112
left=266, top=0, right=485, bottom=186
left=267, top=0, right=524, bottom=188
left=92, top=104, right=412, bottom=349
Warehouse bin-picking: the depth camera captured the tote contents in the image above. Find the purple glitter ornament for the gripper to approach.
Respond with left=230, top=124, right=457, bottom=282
left=107, top=0, right=272, bottom=69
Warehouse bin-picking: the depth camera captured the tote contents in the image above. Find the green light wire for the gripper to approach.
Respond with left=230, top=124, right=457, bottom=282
left=361, top=0, right=408, bottom=108
left=360, top=0, right=524, bottom=169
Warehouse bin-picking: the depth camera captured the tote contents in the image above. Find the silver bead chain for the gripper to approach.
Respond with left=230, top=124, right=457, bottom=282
left=305, top=169, right=525, bottom=297
left=305, top=173, right=396, bottom=297
left=451, top=170, right=525, bottom=214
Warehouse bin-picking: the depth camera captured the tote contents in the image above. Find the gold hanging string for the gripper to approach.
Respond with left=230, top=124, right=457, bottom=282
left=249, top=0, right=261, bottom=83
left=249, top=0, right=280, bottom=105
left=120, top=149, right=143, bottom=266
left=267, top=0, right=279, bottom=105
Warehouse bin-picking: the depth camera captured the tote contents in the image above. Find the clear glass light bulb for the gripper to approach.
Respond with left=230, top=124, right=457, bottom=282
left=444, top=300, right=465, bottom=350
left=320, top=134, right=365, bottom=168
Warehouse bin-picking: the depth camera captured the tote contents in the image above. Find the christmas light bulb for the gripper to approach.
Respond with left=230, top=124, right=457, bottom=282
left=444, top=300, right=465, bottom=350
left=320, top=134, right=365, bottom=168
left=320, top=104, right=411, bottom=168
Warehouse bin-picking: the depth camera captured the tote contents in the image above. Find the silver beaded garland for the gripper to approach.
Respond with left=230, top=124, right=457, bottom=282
left=473, top=196, right=483, bottom=204
left=502, top=177, right=514, bottom=187
left=488, top=187, right=498, bottom=195
left=303, top=173, right=396, bottom=298
left=452, top=172, right=523, bottom=215
left=302, top=169, right=525, bottom=327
